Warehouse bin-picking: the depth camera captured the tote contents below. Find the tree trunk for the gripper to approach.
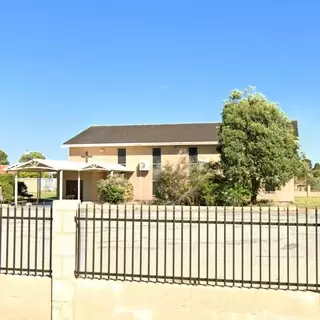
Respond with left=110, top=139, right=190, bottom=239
left=251, top=193, right=257, bottom=204
left=251, top=177, right=260, bottom=204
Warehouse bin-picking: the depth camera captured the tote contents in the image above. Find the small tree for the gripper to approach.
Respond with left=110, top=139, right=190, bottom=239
left=19, top=151, right=45, bottom=163
left=18, top=151, right=46, bottom=178
left=0, top=150, right=9, bottom=165
left=219, top=87, right=300, bottom=203
left=97, top=174, right=133, bottom=204
left=312, top=163, right=320, bottom=179
left=295, top=155, right=316, bottom=192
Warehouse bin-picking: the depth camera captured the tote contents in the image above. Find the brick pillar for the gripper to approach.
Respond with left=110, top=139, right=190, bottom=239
left=51, top=200, right=79, bottom=320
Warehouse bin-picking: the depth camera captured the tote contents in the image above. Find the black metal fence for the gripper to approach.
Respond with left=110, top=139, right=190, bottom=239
left=74, top=205, right=320, bottom=292
left=0, top=205, right=52, bottom=277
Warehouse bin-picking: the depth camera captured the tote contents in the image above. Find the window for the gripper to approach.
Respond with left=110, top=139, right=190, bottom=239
left=152, top=148, right=161, bottom=195
left=152, top=148, right=161, bottom=168
left=118, top=149, right=126, bottom=166
left=188, top=147, right=198, bottom=163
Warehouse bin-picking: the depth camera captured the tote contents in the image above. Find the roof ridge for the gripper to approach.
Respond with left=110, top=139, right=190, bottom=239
left=90, top=122, right=221, bottom=127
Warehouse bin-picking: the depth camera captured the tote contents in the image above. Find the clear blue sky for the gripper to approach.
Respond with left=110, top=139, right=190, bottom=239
left=1, top=0, right=319, bottom=164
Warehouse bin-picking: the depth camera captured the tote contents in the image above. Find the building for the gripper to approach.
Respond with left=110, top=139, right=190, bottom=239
left=0, top=165, right=8, bottom=175
left=60, top=122, right=298, bottom=203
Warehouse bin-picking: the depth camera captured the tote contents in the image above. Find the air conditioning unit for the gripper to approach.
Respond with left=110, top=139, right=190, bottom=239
left=138, top=160, right=150, bottom=171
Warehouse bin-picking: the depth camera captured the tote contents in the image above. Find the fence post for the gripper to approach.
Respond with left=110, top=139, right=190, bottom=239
left=51, top=200, right=79, bottom=320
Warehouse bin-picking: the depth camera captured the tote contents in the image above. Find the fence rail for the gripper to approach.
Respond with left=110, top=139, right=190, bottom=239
left=74, top=205, right=320, bottom=292
left=0, top=205, right=52, bottom=277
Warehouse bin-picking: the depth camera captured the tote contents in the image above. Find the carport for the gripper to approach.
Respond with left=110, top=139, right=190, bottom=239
left=5, top=159, right=133, bottom=205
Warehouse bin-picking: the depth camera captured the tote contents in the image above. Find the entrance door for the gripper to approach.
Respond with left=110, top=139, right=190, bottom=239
left=66, top=180, right=83, bottom=200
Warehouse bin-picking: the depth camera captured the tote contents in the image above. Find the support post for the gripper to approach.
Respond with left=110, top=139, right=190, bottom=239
left=110, top=171, right=114, bottom=177
left=37, top=172, right=41, bottom=204
left=59, top=170, right=63, bottom=200
left=77, top=171, right=81, bottom=201
left=39, top=172, right=42, bottom=202
left=14, top=173, right=18, bottom=206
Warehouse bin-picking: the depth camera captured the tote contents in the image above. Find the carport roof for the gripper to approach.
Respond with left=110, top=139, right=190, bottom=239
left=5, top=159, right=134, bottom=173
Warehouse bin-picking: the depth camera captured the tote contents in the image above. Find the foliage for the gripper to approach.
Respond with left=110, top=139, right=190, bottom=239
left=310, top=178, right=320, bottom=192
left=214, top=182, right=251, bottom=206
left=197, top=179, right=217, bottom=206
left=97, top=174, right=133, bottom=204
left=295, top=155, right=316, bottom=187
left=0, top=150, right=9, bottom=165
left=18, top=151, right=47, bottom=178
left=190, top=161, right=221, bottom=206
left=153, top=154, right=252, bottom=206
left=219, top=86, right=300, bottom=203
left=154, top=153, right=218, bottom=205
left=19, top=151, right=45, bottom=163
left=0, top=181, right=13, bottom=202
left=153, top=154, right=191, bottom=205
left=314, top=163, right=320, bottom=170
left=0, top=173, right=14, bottom=186
left=0, top=174, right=13, bottom=202
left=0, top=174, right=29, bottom=202
left=295, top=157, right=320, bottom=190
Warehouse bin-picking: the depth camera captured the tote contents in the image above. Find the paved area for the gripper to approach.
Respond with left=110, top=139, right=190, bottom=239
left=77, top=206, right=320, bottom=290
left=1, top=205, right=319, bottom=291
left=0, top=205, right=52, bottom=276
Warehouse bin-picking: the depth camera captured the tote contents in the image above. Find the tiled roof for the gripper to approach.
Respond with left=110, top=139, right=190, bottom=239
left=63, top=121, right=299, bottom=146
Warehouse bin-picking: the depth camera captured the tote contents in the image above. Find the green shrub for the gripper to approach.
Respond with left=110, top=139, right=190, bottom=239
left=0, top=181, right=13, bottom=202
left=0, top=174, right=14, bottom=186
left=153, top=153, right=253, bottom=207
left=198, top=179, right=217, bottom=206
left=0, top=174, right=32, bottom=203
left=215, top=182, right=251, bottom=206
left=97, top=174, right=133, bottom=204
left=154, top=155, right=191, bottom=205
left=154, top=153, right=219, bottom=206
left=0, top=174, right=14, bottom=202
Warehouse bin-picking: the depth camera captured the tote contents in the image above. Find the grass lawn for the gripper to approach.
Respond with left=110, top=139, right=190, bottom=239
left=30, top=191, right=57, bottom=200
left=294, top=197, right=320, bottom=208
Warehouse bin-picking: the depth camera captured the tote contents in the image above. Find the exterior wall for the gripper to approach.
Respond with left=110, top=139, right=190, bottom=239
left=73, top=280, right=320, bottom=320
left=68, top=146, right=294, bottom=203
left=63, top=171, right=105, bottom=201
left=69, top=145, right=219, bottom=201
left=18, top=177, right=57, bottom=193
left=295, top=191, right=320, bottom=198
left=0, top=275, right=51, bottom=320
left=258, top=179, right=295, bottom=203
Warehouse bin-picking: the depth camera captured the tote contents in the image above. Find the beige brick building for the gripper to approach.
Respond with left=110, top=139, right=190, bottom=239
left=62, top=122, right=297, bottom=203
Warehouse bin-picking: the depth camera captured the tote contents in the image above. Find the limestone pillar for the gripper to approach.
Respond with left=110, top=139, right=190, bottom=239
left=51, top=200, right=79, bottom=319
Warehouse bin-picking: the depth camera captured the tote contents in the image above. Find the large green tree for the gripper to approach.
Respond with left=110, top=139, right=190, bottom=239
left=0, top=149, right=9, bottom=165
left=219, top=87, right=300, bottom=203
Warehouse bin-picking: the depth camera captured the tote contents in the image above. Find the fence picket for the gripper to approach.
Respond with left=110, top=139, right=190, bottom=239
left=0, top=204, right=52, bottom=277
left=70, top=205, right=320, bottom=293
